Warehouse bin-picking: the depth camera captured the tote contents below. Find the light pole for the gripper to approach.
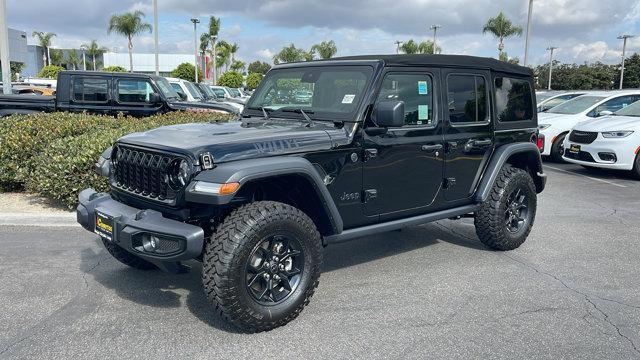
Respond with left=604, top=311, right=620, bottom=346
left=394, top=41, right=403, bottom=54
left=523, top=0, right=534, bottom=66
left=153, top=0, right=159, bottom=76
left=618, top=34, right=634, bottom=89
left=212, top=35, right=217, bottom=85
left=81, top=49, right=86, bottom=70
left=546, top=46, right=557, bottom=91
left=190, top=18, right=200, bottom=83
left=0, top=0, right=11, bottom=94
left=430, top=24, right=442, bottom=54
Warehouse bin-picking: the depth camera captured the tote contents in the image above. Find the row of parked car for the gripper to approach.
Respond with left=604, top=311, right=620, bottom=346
left=535, top=89, right=640, bottom=178
left=164, top=77, right=250, bottom=113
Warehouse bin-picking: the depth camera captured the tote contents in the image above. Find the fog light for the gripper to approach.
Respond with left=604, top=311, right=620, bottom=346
left=598, top=152, right=617, bottom=162
left=142, top=234, right=160, bottom=252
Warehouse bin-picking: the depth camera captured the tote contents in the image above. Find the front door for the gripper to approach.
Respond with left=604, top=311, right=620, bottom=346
left=442, top=71, right=494, bottom=201
left=112, top=78, right=164, bottom=117
left=362, top=70, right=444, bottom=219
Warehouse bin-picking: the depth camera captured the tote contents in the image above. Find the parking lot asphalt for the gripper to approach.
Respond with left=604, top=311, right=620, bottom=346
left=1, top=163, right=640, bottom=359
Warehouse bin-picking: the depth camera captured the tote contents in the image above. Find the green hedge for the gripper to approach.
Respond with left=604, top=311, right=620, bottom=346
left=0, top=111, right=234, bottom=208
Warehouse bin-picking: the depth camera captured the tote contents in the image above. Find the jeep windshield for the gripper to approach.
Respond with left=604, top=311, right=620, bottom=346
left=246, top=65, right=373, bottom=122
left=154, top=77, right=181, bottom=100
left=546, top=95, right=605, bottom=115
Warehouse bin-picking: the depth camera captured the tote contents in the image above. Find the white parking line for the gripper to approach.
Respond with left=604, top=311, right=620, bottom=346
left=543, top=165, right=627, bottom=188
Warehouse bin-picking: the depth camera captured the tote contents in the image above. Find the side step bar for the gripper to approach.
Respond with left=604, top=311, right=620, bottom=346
left=323, top=204, right=480, bottom=245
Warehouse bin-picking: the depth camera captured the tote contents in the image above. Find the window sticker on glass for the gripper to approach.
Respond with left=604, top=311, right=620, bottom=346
left=342, top=94, right=356, bottom=104
left=418, top=104, right=429, bottom=120
left=418, top=81, right=428, bottom=95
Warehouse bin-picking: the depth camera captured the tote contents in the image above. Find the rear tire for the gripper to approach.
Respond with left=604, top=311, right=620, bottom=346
left=475, top=165, right=537, bottom=251
left=550, top=133, right=568, bottom=163
left=101, top=237, right=157, bottom=270
left=202, top=201, right=322, bottom=332
left=633, top=153, right=640, bottom=180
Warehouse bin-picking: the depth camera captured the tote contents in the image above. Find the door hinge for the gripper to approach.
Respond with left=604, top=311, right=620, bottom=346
left=364, top=148, right=377, bottom=162
left=443, top=177, right=456, bottom=189
left=363, top=189, right=378, bottom=203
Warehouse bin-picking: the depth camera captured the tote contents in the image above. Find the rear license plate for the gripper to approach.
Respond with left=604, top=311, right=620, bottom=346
left=95, top=211, right=114, bottom=241
left=569, top=144, right=581, bottom=154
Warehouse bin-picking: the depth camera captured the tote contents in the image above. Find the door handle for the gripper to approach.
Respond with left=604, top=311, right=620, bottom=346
left=472, top=139, right=493, bottom=147
left=421, top=144, right=443, bottom=152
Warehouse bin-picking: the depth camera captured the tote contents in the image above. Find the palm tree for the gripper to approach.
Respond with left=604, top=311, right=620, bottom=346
left=399, top=39, right=419, bottom=54
left=230, top=60, right=245, bottom=73
left=32, top=31, right=56, bottom=66
left=418, top=40, right=441, bottom=55
left=311, top=40, right=337, bottom=59
left=215, top=40, right=232, bottom=72
left=67, top=50, right=81, bottom=70
left=81, top=40, right=108, bottom=70
left=273, top=44, right=308, bottom=64
left=482, top=11, right=523, bottom=58
left=208, top=16, right=221, bottom=84
left=49, top=49, right=63, bottom=66
left=228, top=42, right=239, bottom=63
left=108, top=10, right=152, bottom=72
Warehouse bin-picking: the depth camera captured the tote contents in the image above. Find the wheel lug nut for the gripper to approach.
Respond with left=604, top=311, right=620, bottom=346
left=279, top=264, right=284, bottom=270
left=263, top=273, right=270, bottom=279
left=274, top=275, right=280, bottom=280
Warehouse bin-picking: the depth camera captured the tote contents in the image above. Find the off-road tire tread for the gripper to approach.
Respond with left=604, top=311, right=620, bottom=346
left=101, top=238, right=157, bottom=270
left=202, top=201, right=322, bottom=333
left=475, top=164, right=537, bottom=251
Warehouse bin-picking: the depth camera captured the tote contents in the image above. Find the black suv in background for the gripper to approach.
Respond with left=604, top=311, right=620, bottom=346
left=0, top=71, right=238, bottom=117
left=77, top=55, right=546, bottom=332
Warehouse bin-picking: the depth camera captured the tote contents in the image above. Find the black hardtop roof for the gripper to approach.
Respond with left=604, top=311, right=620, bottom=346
left=59, top=70, right=161, bottom=79
left=281, top=54, right=532, bottom=76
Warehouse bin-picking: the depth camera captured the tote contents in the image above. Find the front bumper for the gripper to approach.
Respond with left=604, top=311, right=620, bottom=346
left=562, top=138, right=636, bottom=170
left=76, top=188, right=205, bottom=262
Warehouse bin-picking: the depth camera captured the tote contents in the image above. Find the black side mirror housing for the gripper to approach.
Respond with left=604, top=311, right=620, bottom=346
left=148, top=93, right=162, bottom=104
left=373, top=100, right=405, bottom=128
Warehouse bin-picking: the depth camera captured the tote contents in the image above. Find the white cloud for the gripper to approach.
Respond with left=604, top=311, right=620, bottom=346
left=256, top=48, right=274, bottom=60
left=570, top=41, right=621, bottom=63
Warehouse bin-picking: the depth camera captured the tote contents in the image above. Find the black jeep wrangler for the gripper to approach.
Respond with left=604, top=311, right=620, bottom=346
left=77, top=55, right=546, bottom=332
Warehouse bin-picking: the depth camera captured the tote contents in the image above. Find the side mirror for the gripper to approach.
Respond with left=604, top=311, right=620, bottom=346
left=373, top=100, right=405, bottom=128
left=598, top=110, right=613, bottom=117
left=148, top=93, right=162, bottom=104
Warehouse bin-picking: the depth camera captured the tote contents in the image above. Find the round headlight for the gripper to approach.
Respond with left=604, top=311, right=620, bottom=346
left=168, top=159, right=191, bottom=190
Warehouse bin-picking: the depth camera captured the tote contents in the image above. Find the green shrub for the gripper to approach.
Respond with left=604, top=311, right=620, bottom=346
left=3, top=111, right=233, bottom=208
left=218, top=71, right=243, bottom=88
left=37, top=65, right=64, bottom=79
left=102, top=65, right=128, bottom=73
left=246, top=72, right=263, bottom=90
left=171, top=62, right=197, bottom=82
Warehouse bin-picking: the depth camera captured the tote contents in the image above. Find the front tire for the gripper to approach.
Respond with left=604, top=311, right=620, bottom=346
left=101, top=237, right=157, bottom=270
left=475, top=165, right=537, bottom=251
left=633, top=153, right=640, bottom=180
left=550, top=133, right=568, bottom=163
left=202, top=201, right=322, bottom=332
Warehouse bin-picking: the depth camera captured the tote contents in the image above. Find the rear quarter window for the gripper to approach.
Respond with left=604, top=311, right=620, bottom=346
left=495, top=77, right=534, bottom=122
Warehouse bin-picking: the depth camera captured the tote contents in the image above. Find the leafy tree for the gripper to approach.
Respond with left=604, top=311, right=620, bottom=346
left=499, top=51, right=520, bottom=65
left=67, top=50, right=81, bottom=70
left=248, top=61, right=271, bottom=75
left=273, top=44, right=311, bottom=64
left=417, top=40, right=440, bottom=55
left=218, top=71, right=244, bottom=88
left=37, top=65, right=64, bottom=79
left=102, top=65, right=128, bottom=73
left=31, top=31, right=56, bottom=66
left=399, top=39, right=440, bottom=55
left=81, top=40, right=108, bottom=70
left=230, top=60, right=245, bottom=73
left=49, top=49, right=63, bottom=66
left=11, top=62, right=24, bottom=81
left=482, top=11, right=523, bottom=58
left=399, top=40, right=419, bottom=54
left=108, top=10, right=152, bottom=72
left=614, top=53, right=640, bottom=88
left=171, top=62, right=197, bottom=82
left=311, top=40, right=337, bottom=59
left=534, top=61, right=616, bottom=90
left=246, top=72, right=263, bottom=90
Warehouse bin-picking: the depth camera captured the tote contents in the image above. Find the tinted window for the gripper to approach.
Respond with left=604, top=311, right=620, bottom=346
left=495, top=77, right=533, bottom=122
left=546, top=95, right=605, bottom=114
left=73, top=77, right=108, bottom=102
left=376, top=73, right=434, bottom=126
left=447, top=75, right=488, bottom=124
left=117, top=79, right=157, bottom=103
left=211, top=88, right=226, bottom=98
left=170, top=83, right=186, bottom=97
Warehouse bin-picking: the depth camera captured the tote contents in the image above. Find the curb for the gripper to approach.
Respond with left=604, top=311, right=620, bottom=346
left=0, top=212, right=79, bottom=227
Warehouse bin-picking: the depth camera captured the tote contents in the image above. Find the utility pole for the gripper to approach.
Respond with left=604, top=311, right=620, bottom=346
left=394, top=41, right=403, bottom=54
left=81, top=49, right=86, bottom=70
left=190, top=18, right=200, bottom=82
left=546, top=46, right=557, bottom=91
left=523, top=0, right=534, bottom=66
left=430, top=24, right=442, bottom=54
left=153, top=0, right=159, bottom=76
left=212, top=36, right=217, bottom=85
left=0, top=0, right=11, bottom=94
left=618, top=34, right=634, bottom=89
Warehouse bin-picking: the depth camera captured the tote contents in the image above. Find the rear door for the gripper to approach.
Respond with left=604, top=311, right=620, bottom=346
left=442, top=71, right=494, bottom=201
left=68, top=75, right=111, bottom=114
left=112, top=77, right=164, bottom=117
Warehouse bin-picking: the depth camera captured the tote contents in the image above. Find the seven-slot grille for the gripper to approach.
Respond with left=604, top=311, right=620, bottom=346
left=112, top=146, right=175, bottom=200
left=568, top=130, right=598, bottom=144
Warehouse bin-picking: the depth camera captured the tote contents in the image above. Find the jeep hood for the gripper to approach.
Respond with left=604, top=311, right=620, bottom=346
left=117, top=120, right=349, bottom=163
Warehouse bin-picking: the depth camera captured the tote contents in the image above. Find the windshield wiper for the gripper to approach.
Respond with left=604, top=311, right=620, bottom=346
left=279, top=108, right=315, bottom=127
left=246, top=106, right=274, bottom=121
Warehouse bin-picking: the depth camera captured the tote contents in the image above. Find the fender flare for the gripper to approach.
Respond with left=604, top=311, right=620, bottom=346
left=185, top=156, right=344, bottom=234
left=475, top=142, right=546, bottom=203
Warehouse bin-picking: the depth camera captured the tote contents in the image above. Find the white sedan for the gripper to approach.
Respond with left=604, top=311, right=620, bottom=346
left=538, top=91, right=640, bottom=162
left=562, top=101, right=640, bottom=178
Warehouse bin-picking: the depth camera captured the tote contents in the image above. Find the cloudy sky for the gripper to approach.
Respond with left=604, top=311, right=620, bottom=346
left=6, top=0, right=640, bottom=66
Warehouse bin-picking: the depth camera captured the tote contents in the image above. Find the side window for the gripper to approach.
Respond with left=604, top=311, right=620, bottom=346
left=376, top=73, right=434, bottom=126
left=447, top=74, right=488, bottom=124
left=117, top=79, right=157, bottom=103
left=212, top=88, right=227, bottom=98
left=73, top=77, right=108, bottom=102
left=598, top=95, right=639, bottom=114
left=494, top=77, right=533, bottom=122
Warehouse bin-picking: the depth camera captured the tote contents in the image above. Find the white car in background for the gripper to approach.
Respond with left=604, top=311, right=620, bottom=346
left=537, top=91, right=585, bottom=112
left=563, top=100, right=640, bottom=178
left=210, top=85, right=248, bottom=105
left=538, top=90, right=640, bottom=161
left=166, top=77, right=204, bottom=102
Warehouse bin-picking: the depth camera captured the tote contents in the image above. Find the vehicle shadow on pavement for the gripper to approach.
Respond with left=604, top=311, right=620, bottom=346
left=78, top=222, right=485, bottom=333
